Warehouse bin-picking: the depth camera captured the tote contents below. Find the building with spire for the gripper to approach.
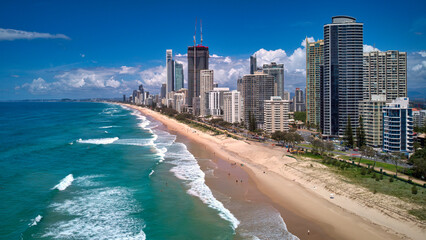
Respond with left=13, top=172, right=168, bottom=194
left=187, top=20, right=209, bottom=114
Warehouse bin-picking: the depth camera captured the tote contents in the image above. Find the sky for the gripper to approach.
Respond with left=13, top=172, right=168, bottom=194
left=0, top=0, right=425, bottom=100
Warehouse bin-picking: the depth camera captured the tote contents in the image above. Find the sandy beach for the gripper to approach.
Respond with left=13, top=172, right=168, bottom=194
left=121, top=103, right=425, bottom=240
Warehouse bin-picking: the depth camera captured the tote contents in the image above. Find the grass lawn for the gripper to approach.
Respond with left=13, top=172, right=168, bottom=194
left=338, top=155, right=407, bottom=173
left=322, top=159, right=426, bottom=220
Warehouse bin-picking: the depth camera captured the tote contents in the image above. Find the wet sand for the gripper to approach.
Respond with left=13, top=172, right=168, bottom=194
left=157, top=115, right=329, bottom=239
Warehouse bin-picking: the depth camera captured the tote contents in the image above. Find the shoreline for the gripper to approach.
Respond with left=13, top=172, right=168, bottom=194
left=120, top=103, right=424, bottom=240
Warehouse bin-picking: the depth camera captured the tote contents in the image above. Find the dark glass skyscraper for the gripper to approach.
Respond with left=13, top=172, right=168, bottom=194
left=250, top=55, right=257, bottom=74
left=187, top=45, right=209, bottom=107
left=166, top=49, right=174, bottom=93
left=323, top=16, right=363, bottom=136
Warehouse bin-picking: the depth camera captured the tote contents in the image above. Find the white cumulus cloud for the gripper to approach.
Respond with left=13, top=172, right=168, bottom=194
left=363, top=44, right=380, bottom=53
left=0, top=28, right=70, bottom=41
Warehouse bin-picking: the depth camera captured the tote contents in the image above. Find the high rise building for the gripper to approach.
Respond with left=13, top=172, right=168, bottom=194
left=283, top=91, right=290, bottom=101
left=383, top=97, right=414, bottom=153
left=174, top=62, right=184, bottom=91
left=187, top=45, right=209, bottom=108
left=264, top=96, right=290, bottom=133
left=138, top=84, right=145, bottom=103
left=359, top=95, right=388, bottom=148
left=242, top=72, right=275, bottom=128
left=323, top=16, right=364, bottom=136
left=263, top=62, right=284, bottom=99
left=306, top=39, right=324, bottom=127
left=200, top=70, right=214, bottom=116
left=208, top=87, right=229, bottom=116
left=413, top=109, right=426, bottom=128
left=250, top=55, right=257, bottom=74
left=166, top=49, right=174, bottom=93
left=293, top=88, right=305, bottom=112
left=363, top=51, right=407, bottom=101
left=161, top=83, right=166, bottom=99
left=123, top=94, right=126, bottom=102
left=224, top=90, right=242, bottom=123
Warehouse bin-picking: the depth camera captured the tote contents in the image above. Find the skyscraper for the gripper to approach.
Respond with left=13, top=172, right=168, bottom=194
left=174, top=62, right=184, bottom=91
left=187, top=46, right=209, bottom=108
left=200, top=69, right=214, bottom=116
left=363, top=50, right=407, bottom=101
left=383, top=97, right=414, bottom=153
left=264, top=96, right=290, bottom=133
left=293, top=88, right=305, bottom=112
left=250, top=55, right=257, bottom=74
left=359, top=95, right=388, bottom=148
left=161, top=83, right=166, bottom=99
left=263, top=62, right=284, bottom=99
left=138, top=84, right=145, bottom=103
left=224, top=90, right=242, bottom=123
left=208, top=87, right=229, bottom=116
left=306, top=39, right=324, bottom=127
left=323, top=16, right=364, bottom=136
left=242, top=72, right=275, bottom=128
left=166, top=49, right=174, bottom=93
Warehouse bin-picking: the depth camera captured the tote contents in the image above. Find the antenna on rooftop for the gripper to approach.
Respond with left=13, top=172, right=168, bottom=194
left=200, top=19, right=203, bottom=45
left=194, top=18, right=197, bottom=46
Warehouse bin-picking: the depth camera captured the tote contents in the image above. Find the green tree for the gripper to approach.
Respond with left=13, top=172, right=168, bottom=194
left=248, top=111, right=257, bottom=132
left=311, top=139, right=323, bottom=155
left=361, top=146, right=376, bottom=168
left=356, top=116, right=366, bottom=148
left=344, top=116, right=354, bottom=148
left=324, top=141, right=335, bottom=156
left=409, top=148, right=426, bottom=179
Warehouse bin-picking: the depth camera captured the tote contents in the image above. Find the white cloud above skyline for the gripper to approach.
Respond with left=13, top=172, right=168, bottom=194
left=0, top=28, right=70, bottom=41
left=16, top=39, right=426, bottom=98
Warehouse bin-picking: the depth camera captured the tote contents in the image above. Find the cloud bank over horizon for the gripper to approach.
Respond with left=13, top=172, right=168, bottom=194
left=15, top=38, right=426, bottom=99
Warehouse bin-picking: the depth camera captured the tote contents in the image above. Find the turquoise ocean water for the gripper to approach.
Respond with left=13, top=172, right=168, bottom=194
left=0, top=102, right=239, bottom=239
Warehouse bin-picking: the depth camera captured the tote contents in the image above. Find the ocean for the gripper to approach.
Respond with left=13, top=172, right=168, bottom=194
left=0, top=102, right=297, bottom=240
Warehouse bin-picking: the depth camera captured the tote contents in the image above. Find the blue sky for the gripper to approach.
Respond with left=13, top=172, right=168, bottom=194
left=1, top=0, right=425, bottom=100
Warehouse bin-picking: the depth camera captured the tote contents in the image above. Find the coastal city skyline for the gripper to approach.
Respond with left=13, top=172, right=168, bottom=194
left=1, top=0, right=425, bottom=100
left=2, top=2, right=426, bottom=239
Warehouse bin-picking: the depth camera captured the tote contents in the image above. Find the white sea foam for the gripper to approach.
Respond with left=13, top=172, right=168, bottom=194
left=29, top=215, right=42, bottom=227
left=52, top=174, right=74, bottom=191
left=115, top=138, right=156, bottom=147
left=99, top=126, right=113, bottom=129
left=74, top=175, right=105, bottom=187
left=168, top=142, right=240, bottom=230
left=43, top=187, right=145, bottom=239
left=149, top=170, right=154, bottom=177
left=77, top=137, right=119, bottom=145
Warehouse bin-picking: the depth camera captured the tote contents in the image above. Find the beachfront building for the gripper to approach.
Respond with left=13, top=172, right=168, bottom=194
left=242, top=72, right=275, bottom=128
left=306, top=39, right=324, bottom=127
left=359, top=95, right=388, bottom=148
left=363, top=51, right=407, bottom=101
left=223, top=90, right=242, bottom=123
left=200, top=70, right=214, bottom=116
left=323, top=16, right=364, bottom=137
left=187, top=45, right=209, bottom=110
left=413, top=109, right=426, bottom=128
left=264, top=96, right=290, bottom=133
left=263, top=62, right=284, bottom=99
left=208, top=88, right=230, bottom=116
left=166, top=49, right=174, bottom=93
left=383, top=97, right=414, bottom=153
left=174, top=62, right=184, bottom=91
left=173, top=93, right=186, bottom=113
